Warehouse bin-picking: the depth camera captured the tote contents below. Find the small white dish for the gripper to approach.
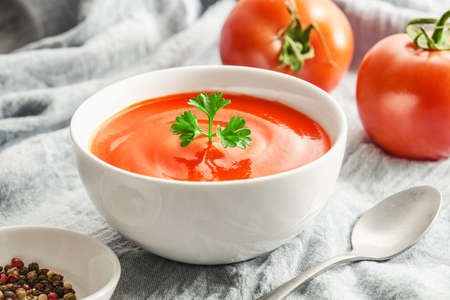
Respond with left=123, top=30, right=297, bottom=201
left=0, top=226, right=121, bottom=300
left=71, top=65, right=347, bottom=265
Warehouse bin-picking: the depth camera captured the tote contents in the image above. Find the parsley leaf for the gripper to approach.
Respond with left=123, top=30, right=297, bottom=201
left=171, top=92, right=252, bottom=149
left=187, top=92, right=231, bottom=119
left=217, top=116, right=252, bottom=149
left=170, top=111, right=202, bottom=147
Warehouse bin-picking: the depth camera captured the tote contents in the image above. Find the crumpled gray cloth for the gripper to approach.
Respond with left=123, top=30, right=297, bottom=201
left=1, top=0, right=449, bottom=299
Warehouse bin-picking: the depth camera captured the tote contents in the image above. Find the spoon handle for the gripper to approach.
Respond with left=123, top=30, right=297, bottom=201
left=258, top=252, right=360, bottom=300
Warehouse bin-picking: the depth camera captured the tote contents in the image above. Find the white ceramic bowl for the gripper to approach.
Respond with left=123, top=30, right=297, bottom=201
left=0, top=226, right=121, bottom=299
left=71, top=66, right=347, bottom=265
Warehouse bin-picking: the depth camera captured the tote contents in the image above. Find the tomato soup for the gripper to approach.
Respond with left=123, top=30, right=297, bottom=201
left=90, top=92, right=331, bottom=181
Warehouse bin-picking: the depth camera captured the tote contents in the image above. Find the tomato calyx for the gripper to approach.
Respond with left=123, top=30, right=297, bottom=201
left=279, top=0, right=335, bottom=72
left=406, top=10, right=450, bottom=50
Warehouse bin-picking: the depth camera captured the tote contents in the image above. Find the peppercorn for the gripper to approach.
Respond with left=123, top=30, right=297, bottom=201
left=0, top=274, right=7, bottom=284
left=39, top=280, right=49, bottom=286
left=47, top=292, right=58, bottom=300
left=14, top=288, right=25, bottom=300
left=10, top=260, right=23, bottom=270
left=3, top=266, right=12, bottom=273
left=66, top=290, right=75, bottom=297
left=63, top=293, right=76, bottom=300
left=55, top=286, right=65, bottom=297
left=3, top=291, right=14, bottom=299
left=17, top=268, right=27, bottom=277
left=27, top=278, right=37, bottom=286
left=2, top=259, right=77, bottom=300
left=27, top=264, right=39, bottom=273
left=25, top=271, right=37, bottom=282
left=6, top=274, right=18, bottom=284
left=45, top=272, right=54, bottom=280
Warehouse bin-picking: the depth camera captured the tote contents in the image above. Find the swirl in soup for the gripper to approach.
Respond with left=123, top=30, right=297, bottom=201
left=90, top=92, right=331, bottom=181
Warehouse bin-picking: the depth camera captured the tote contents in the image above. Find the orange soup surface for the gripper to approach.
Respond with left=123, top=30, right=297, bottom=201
left=91, top=92, right=331, bottom=181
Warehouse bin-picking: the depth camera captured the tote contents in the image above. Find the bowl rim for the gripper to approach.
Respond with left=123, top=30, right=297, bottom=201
left=0, top=225, right=121, bottom=300
left=70, top=65, right=347, bottom=186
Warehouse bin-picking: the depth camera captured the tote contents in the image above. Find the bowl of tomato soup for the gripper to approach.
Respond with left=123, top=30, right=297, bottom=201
left=71, top=66, right=347, bottom=264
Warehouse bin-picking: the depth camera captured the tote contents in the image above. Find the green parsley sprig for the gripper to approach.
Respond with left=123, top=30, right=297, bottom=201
left=171, top=92, right=252, bottom=149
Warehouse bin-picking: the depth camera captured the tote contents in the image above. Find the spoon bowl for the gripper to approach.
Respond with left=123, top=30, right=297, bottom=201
left=260, top=186, right=441, bottom=300
left=351, top=185, right=441, bottom=260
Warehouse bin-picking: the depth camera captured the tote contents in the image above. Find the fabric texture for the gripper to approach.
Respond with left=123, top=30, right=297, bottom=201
left=0, top=0, right=449, bottom=299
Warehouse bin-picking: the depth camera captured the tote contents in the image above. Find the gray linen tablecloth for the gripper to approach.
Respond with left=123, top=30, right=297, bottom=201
left=1, top=0, right=449, bottom=299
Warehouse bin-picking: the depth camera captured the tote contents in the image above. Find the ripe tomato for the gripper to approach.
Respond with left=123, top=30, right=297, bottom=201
left=220, top=0, right=354, bottom=92
left=357, top=29, right=450, bottom=160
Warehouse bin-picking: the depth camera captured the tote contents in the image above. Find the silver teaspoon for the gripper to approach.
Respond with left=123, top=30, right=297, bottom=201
left=259, top=185, right=441, bottom=300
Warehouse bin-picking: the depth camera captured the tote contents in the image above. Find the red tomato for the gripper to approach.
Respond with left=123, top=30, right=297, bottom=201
left=220, top=0, right=354, bottom=92
left=356, top=33, right=450, bottom=160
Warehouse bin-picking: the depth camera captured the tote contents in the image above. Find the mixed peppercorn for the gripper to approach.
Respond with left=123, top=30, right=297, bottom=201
left=0, top=258, right=76, bottom=300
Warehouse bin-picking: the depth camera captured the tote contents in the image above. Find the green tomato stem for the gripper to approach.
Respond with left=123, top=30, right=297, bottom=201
left=284, top=35, right=303, bottom=65
left=406, top=10, right=450, bottom=50
left=279, top=0, right=335, bottom=73
left=420, top=27, right=436, bottom=49
left=431, top=10, right=450, bottom=45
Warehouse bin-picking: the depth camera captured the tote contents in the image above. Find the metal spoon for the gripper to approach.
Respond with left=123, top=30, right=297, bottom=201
left=260, top=185, right=441, bottom=300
